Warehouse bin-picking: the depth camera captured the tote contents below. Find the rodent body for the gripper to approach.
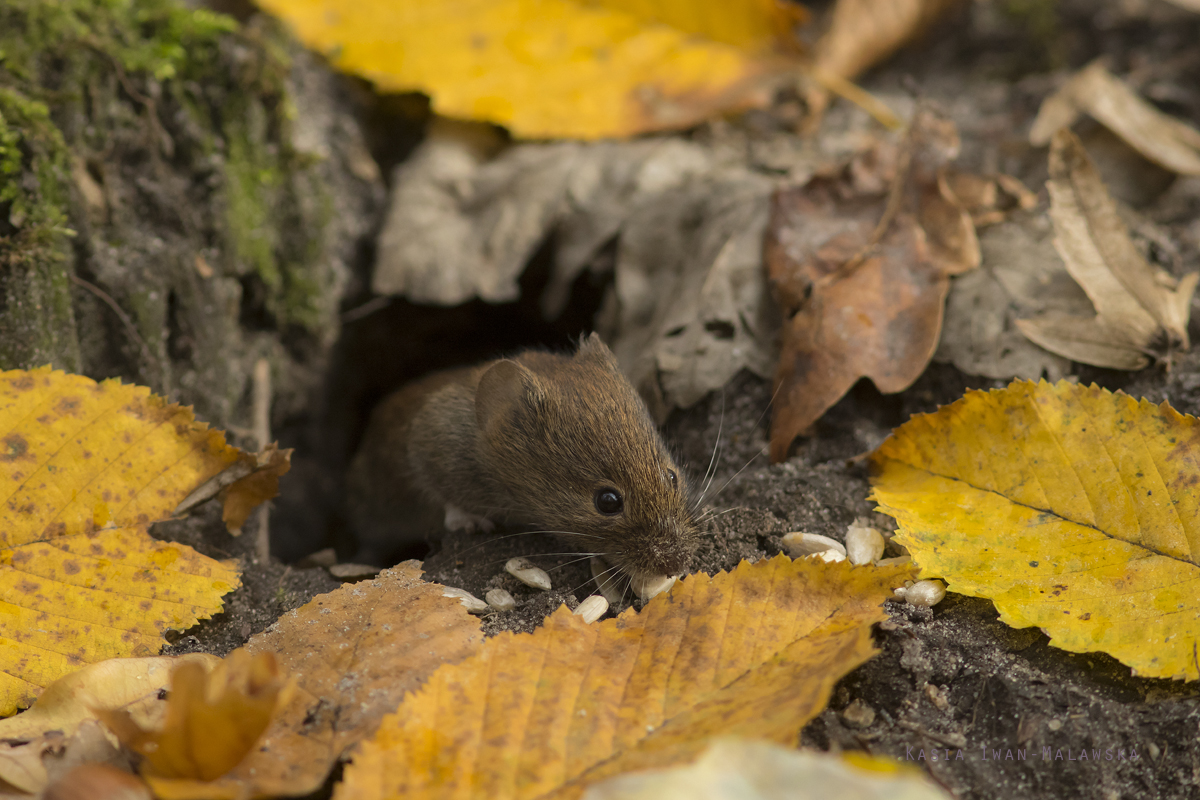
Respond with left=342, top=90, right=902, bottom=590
left=346, top=334, right=698, bottom=584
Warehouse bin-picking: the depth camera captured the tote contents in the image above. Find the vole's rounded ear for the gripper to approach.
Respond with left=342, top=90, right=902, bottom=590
left=475, top=360, right=543, bottom=432
left=577, top=332, right=618, bottom=367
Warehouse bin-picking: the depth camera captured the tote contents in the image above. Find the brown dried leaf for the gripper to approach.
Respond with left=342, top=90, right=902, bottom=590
left=1029, top=61, right=1200, bottom=176
left=164, top=562, right=483, bottom=798
left=1016, top=129, right=1200, bottom=369
left=222, top=443, right=292, bottom=533
left=764, top=110, right=981, bottom=461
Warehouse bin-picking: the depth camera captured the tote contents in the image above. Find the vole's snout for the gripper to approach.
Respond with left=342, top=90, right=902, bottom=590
left=638, top=516, right=697, bottom=577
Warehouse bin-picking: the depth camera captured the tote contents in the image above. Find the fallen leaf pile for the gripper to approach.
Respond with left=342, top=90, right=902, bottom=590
left=871, top=379, right=1200, bottom=680
left=1014, top=129, right=1198, bottom=369
left=336, top=555, right=913, bottom=799
left=764, top=108, right=1031, bottom=461
left=0, top=655, right=216, bottom=794
left=0, top=368, right=259, bottom=714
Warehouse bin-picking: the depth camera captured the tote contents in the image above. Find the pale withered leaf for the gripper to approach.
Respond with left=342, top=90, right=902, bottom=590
left=1030, top=61, right=1200, bottom=177
left=1016, top=130, right=1199, bottom=370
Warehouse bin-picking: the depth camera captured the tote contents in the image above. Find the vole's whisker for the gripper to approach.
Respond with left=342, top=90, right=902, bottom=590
left=696, top=390, right=726, bottom=507
left=696, top=506, right=742, bottom=524
left=452, top=529, right=563, bottom=560
left=577, top=562, right=622, bottom=598
left=708, top=448, right=766, bottom=501
left=522, top=530, right=605, bottom=539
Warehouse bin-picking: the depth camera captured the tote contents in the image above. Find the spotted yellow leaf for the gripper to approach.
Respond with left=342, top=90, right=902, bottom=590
left=870, top=379, right=1200, bottom=680
left=0, top=368, right=245, bottom=715
left=335, top=555, right=913, bottom=800
left=255, top=0, right=805, bottom=140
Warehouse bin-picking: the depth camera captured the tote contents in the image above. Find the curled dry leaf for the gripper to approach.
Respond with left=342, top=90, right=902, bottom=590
left=336, top=555, right=914, bottom=800
left=1030, top=60, right=1200, bottom=176
left=0, top=655, right=217, bottom=795
left=0, top=368, right=245, bottom=715
left=581, top=738, right=951, bottom=800
left=872, top=379, right=1200, bottom=680
left=1016, top=129, right=1199, bottom=369
left=221, top=443, right=292, bottom=534
left=764, top=109, right=982, bottom=461
left=256, top=0, right=805, bottom=140
left=152, top=562, right=482, bottom=798
left=173, top=442, right=292, bottom=534
left=97, top=650, right=293, bottom=793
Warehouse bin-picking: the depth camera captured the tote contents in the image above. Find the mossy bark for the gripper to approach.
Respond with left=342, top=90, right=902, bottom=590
left=0, top=0, right=381, bottom=430
left=0, top=87, right=81, bottom=371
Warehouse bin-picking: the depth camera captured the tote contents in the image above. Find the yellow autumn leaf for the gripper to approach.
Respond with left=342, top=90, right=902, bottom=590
left=0, top=368, right=246, bottom=715
left=336, top=555, right=913, bottom=800
left=870, top=379, right=1200, bottom=680
left=255, top=0, right=805, bottom=140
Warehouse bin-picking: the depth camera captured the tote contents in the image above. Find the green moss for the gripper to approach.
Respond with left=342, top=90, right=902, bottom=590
left=0, top=0, right=336, bottom=364
left=0, top=86, right=80, bottom=371
left=226, top=124, right=283, bottom=293
left=0, top=0, right=236, bottom=86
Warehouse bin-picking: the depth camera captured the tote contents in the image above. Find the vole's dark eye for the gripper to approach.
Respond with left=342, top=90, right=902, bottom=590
left=594, top=488, right=623, bottom=515
left=666, top=469, right=678, bottom=488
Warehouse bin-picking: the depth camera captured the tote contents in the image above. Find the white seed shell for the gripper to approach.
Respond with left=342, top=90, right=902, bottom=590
left=505, top=557, right=552, bottom=590
left=905, top=580, right=947, bottom=607
left=574, top=595, right=609, bottom=623
left=844, top=522, right=886, bottom=565
left=782, top=532, right=847, bottom=559
left=631, top=573, right=677, bottom=602
left=485, top=588, right=516, bottom=611
left=814, top=548, right=846, bottom=563
left=590, top=556, right=624, bottom=605
left=441, top=587, right=488, bottom=614
left=876, top=555, right=912, bottom=567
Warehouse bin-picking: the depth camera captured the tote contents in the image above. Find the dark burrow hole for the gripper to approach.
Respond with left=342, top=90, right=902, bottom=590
left=269, top=232, right=612, bottom=563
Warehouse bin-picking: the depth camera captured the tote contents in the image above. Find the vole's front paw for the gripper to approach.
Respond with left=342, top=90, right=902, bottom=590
left=444, top=504, right=495, bottom=534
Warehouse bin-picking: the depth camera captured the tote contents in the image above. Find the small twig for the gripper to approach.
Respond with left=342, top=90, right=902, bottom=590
left=70, top=274, right=159, bottom=377
left=808, top=66, right=904, bottom=131
left=340, top=295, right=393, bottom=325
left=253, top=358, right=272, bottom=564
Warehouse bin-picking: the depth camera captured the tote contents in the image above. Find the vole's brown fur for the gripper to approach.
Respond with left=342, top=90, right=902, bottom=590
left=346, top=334, right=698, bottom=581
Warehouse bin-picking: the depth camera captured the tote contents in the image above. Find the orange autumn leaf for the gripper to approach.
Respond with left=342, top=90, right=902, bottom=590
left=0, top=368, right=253, bottom=715
left=98, top=650, right=292, bottom=795
left=336, top=555, right=913, bottom=800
